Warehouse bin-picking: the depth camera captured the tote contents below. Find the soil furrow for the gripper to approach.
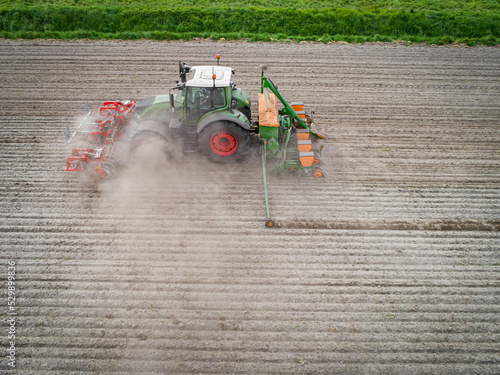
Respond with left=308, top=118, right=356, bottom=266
left=1, top=40, right=499, bottom=374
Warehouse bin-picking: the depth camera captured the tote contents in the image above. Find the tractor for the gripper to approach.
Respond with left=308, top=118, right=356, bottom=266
left=65, top=55, right=326, bottom=226
left=130, top=55, right=253, bottom=163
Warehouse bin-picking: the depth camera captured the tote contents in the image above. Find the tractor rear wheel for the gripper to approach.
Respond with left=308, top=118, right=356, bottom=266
left=199, top=121, right=250, bottom=163
left=128, top=125, right=177, bottom=170
left=129, top=120, right=175, bottom=157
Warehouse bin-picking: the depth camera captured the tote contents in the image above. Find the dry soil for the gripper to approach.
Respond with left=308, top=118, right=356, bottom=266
left=0, top=39, right=499, bottom=374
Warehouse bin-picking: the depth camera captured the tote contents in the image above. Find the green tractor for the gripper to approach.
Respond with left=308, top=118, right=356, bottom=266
left=131, top=56, right=253, bottom=163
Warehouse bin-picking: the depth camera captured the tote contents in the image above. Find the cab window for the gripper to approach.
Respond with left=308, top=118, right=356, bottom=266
left=185, top=87, right=227, bottom=123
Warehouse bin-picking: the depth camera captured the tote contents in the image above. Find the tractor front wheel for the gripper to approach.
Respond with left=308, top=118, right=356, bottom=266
left=199, top=121, right=250, bottom=163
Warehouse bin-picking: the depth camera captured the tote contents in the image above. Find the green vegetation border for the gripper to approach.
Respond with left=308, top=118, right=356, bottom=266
left=0, top=7, right=498, bottom=45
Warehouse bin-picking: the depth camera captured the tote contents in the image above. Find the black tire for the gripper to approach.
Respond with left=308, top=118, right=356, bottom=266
left=130, top=130, right=169, bottom=150
left=129, top=129, right=176, bottom=164
left=240, top=105, right=252, bottom=121
left=198, top=121, right=250, bottom=163
left=129, top=120, right=175, bottom=155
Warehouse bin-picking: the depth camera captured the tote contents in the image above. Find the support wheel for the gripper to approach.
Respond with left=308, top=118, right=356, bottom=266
left=199, top=121, right=250, bottom=163
left=313, top=167, right=325, bottom=178
left=95, top=161, right=115, bottom=179
left=265, top=219, right=276, bottom=228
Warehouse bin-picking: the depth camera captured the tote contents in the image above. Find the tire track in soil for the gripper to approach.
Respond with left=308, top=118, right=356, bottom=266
left=1, top=40, right=499, bottom=374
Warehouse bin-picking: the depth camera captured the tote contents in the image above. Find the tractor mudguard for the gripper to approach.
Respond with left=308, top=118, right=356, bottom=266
left=137, top=95, right=176, bottom=123
left=134, top=96, right=156, bottom=116
left=231, top=87, right=251, bottom=111
left=196, top=110, right=250, bottom=134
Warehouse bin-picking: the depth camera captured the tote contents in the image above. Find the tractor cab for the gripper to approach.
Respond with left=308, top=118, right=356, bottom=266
left=183, top=66, right=232, bottom=124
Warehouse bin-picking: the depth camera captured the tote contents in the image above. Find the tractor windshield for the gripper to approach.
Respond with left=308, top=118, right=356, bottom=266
left=185, top=86, right=226, bottom=124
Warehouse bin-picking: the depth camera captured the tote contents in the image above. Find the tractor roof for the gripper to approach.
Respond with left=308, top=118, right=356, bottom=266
left=186, top=66, right=232, bottom=88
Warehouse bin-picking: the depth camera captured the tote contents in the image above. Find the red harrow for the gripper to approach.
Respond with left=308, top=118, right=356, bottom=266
left=65, top=100, right=136, bottom=178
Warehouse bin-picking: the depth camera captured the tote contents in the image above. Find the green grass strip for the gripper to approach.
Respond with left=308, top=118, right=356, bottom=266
left=0, top=7, right=499, bottom=45
left=2, top=1, right=500, bottom=13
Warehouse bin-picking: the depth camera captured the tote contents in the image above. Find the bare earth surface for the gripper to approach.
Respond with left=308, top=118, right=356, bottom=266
left=1, top=39, right=499, bottom=374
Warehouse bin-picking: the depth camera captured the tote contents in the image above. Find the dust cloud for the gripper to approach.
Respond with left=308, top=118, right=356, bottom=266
left=97, top=137, right=242, bottom=230
left=86, top=135, right=252, bottom=374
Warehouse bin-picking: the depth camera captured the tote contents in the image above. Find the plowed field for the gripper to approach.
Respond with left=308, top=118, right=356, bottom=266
left=1, top=40, right=499, bottom=374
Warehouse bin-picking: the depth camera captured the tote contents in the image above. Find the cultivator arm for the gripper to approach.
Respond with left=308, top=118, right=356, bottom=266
left=64, top=100, right=136, bottom=178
